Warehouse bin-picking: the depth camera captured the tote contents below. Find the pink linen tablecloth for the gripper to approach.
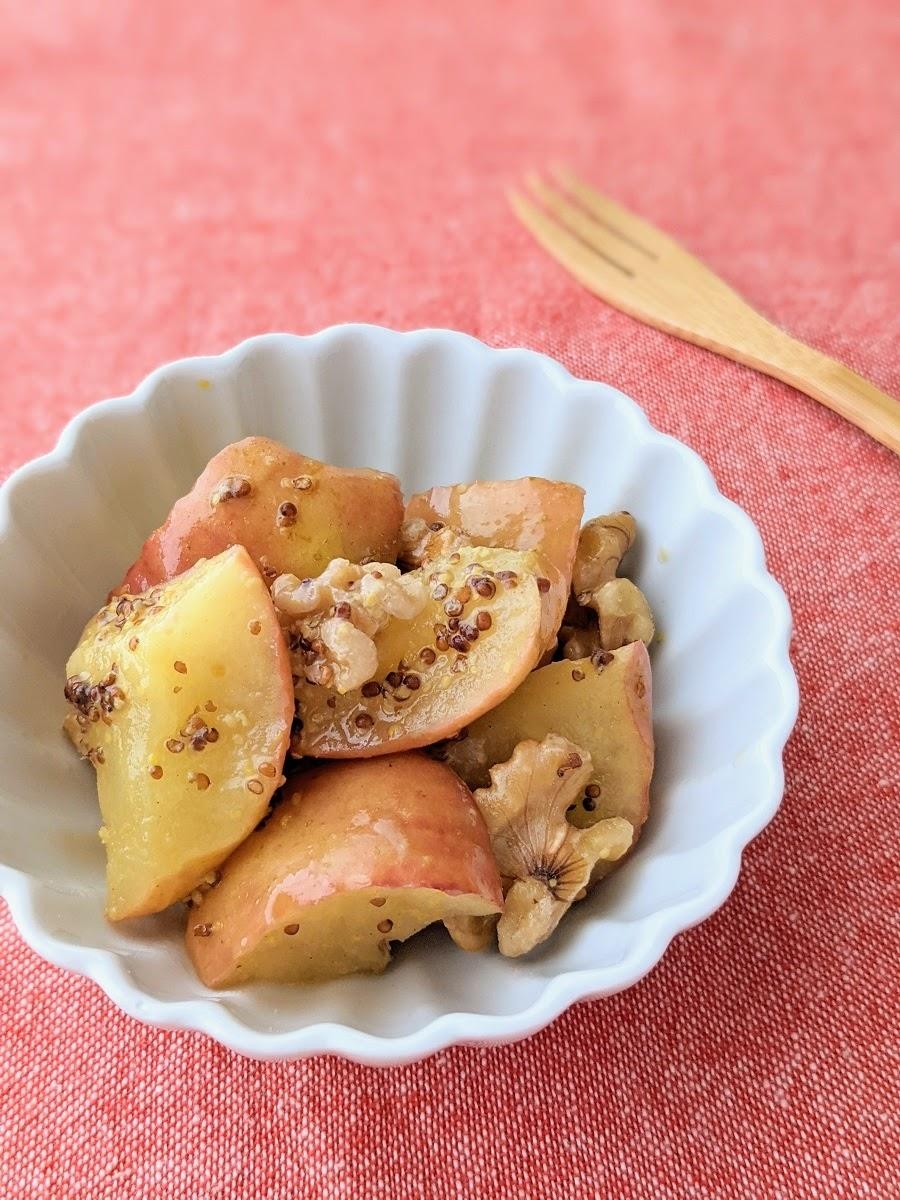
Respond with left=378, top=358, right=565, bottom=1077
left=1, top=2, right=898, bottom=1197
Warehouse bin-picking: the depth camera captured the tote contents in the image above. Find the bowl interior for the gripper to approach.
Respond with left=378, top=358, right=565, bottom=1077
left=0, top=328, right=795, bottom=1050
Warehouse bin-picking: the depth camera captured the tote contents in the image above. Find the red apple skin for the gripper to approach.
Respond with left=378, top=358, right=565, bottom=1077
left=186, top=754, right=503, bottom=987
left=405, top=477, right=584, bottom=583
left=115, top=437, right=403, bottom=596
left=405, top=478, right=584, bottom=652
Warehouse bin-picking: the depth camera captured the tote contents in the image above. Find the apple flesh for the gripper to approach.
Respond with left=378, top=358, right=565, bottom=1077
left=292, top=546, right=548, bottom=758
left=64, top=545, right=293, bottom=920
left=115, top=437, right=403, bottom=596
left=404, top=477, right=584, bottom=650
left=441, top=641, right=653, bottom=877
left=186, top=754, right=503, bottom=986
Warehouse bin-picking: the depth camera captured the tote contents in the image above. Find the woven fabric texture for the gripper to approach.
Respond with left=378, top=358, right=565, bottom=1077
left=1, top=2, right=898, bottom=1197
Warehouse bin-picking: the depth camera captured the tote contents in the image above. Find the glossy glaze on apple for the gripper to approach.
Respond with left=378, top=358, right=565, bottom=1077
left=404, top=478, right=584, bottom=653
left=64, top=546, right=293, bottom=919
left=187, top=755, right=503, bottom=986
left=441, top=641, right=654, bottom=839
left=116, top=437, right=403, bottom=596
left=291, top=546, right=548, bottom=757
left=405, top=477, right=584, bottom=580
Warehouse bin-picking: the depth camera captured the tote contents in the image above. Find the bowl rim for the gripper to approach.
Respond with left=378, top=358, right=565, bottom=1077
left=0, top=325, right=799, bottom=1064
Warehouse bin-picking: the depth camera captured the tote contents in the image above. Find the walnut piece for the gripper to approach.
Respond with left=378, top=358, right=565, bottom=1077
left=560, top=513, right=654, bottom=657
left=469, top=734, right=633, bottom=957
left=271, top=559, right=427, bottom=694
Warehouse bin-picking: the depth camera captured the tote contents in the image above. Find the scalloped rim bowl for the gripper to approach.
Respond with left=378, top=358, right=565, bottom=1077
left=0, top=327, right=798, bottom=1064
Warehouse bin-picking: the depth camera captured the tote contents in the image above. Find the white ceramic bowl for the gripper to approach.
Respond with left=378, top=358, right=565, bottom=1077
left=0, top=327, right=798, bottom=1063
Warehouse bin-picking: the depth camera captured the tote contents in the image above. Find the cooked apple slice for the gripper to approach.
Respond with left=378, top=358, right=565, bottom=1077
left=403, top=477, right=584, bottom=577
left=115, top=436, right=403, bottom=595
left=64, top=545, right=293, bottom=920
left=288, top=546, right=548, bottom=757
left=402, top=478, right=584, bottom=650
left=186, top=754, right=503, bottom=986
left=441, top=642, right=653, bottom=876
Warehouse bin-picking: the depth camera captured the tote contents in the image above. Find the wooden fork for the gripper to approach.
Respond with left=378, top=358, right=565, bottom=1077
left=510, top=168, right=900, bottom=454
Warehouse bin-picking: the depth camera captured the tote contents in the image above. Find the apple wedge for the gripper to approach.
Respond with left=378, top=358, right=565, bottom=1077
left=402, top=477, right=584, bottom=651
left=441, top=642, right=653, bottom=876
left=115, top=436, right=403, bottom=596
left=290, top=546, right=548, bottom=757
left=186, top=754, right=503, bottom=987
left=64, top=545, right=293, bottom=920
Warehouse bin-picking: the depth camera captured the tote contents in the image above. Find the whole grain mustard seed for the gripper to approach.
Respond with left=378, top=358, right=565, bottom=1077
left=370, top=897, right=387, bottom=907
left=258, top=762, right=277, bottom=778
left=474, top=611, right=492, bottom=631
left=283, top=923, right=300, bottom=936
left=377, top=919, right=394, bottom=934
left=149, top=765, right=163, bottom=780
left=592, top=650, right=614, bottom=669
left=165, top=738, right=184, bottom=754
left=354, top=712, right=375, bottom=731
left=194, top=773, right=211, bottom=791
left=277, top=500, right=298, bottom=528
left=246, top=779, right=264, bottom=795
left=536, top=577, right=551, bottom=593
left=418, top=647, right=437, bottom=665
left=193, top=923, right=212, bottom=937
left=572, top=668, right=585, bottom=681
left=174, top=660, right=187, bottom=674
left=211, top=475, right=252, bottom=505
left=248, top=619, right=262, bottom=636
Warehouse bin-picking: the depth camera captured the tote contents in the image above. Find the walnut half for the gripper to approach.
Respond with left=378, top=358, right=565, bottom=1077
left=271, top=559, right=427, bottom=694
left=560, top=513, right=655, bottom=658
left=452, top=734, right=633, bottom=957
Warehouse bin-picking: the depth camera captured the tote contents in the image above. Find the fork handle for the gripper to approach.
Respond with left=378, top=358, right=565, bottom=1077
left=739, top=329, right=900, bottom=454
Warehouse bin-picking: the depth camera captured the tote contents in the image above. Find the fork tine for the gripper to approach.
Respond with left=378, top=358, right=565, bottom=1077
left=551, top=165, right=675, bottom=257
left=524, top=172, right=640, bottom=275
left=508, top=188, right=638, bottom=301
